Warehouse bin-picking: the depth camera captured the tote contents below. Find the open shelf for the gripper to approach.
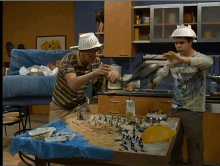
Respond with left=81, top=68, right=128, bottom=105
left=134, top=24, right=150, bottom=27
left=133, top=6, right=150, bottom=9
left=183, top=23, right=197, bottom=25
left=202, top=22, right=220, bottom=25
left=133, top=40, right=150, bottom=43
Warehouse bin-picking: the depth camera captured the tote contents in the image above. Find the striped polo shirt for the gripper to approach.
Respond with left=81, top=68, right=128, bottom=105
left=52, top=51, right=101, bottom=109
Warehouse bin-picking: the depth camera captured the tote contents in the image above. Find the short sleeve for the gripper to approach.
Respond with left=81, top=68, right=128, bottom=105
left=59, top=53, right=76, bottom=76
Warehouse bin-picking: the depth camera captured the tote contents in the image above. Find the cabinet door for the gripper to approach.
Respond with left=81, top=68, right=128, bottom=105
left=198, top=2, right=220, bottom=42
left=104, top=1, right=134, bottom=57
left=98, top=95, right=129, bottom=107
left=98, top=95, right=129, bottom=114
left=183, top=113, right=220, bottom=164
left=150, top=4, right=183, bottom=42
left=130, top=97, right=172, bottom=116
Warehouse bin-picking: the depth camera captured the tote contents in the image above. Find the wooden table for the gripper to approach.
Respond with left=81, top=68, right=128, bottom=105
left=34, top=117, right=180, bottom=166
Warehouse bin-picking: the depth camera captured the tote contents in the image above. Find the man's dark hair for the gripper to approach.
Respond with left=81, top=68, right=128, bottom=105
left=185, top=37, right=193, bottom=44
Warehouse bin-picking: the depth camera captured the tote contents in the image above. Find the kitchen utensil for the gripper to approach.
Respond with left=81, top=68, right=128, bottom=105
left=121, top=63, right=160, bottom=85
left=184, top=13, right=192, bottom=23
left=168, top=13, right=177, bottom=24
left=205, top=31, right=213, bottom=38
left=192, top=12, right=196, bottom=23
left=170, top=24, right=197, bottom=38
left=107, top=64, right=122, bottom=90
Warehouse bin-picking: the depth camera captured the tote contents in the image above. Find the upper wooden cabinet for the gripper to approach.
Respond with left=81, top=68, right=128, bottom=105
left=150, top=4, right=183, bottom=43
left=132, top=2, right=220, bottom=43
left=104, top=1, right=135, bottom=57
left=197, top=2, right=220, bottom=42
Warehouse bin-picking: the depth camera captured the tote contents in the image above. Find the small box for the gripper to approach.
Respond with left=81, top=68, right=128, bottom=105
left=210, top=82, right=217, bottom=93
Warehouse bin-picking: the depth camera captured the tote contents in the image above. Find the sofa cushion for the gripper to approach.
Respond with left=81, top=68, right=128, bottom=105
left=9, top=49, right=74, bottom=75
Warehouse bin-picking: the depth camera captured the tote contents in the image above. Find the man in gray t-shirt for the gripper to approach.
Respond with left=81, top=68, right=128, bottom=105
left=149, top=25, right=212, bottom=165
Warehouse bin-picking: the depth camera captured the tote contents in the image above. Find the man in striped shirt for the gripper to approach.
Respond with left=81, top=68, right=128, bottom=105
left=49, top=33, right=120, bottom=122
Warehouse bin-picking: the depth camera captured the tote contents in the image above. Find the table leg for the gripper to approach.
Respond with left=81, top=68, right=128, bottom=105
left=35, top=157, right=47, bottom=166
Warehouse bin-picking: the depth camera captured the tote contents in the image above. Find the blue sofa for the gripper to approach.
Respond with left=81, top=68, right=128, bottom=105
left=3, top=49, right=74, bottom=106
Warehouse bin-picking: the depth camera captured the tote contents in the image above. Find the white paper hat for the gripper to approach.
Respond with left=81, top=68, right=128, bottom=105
left=70, top=33, right=102, bottom=50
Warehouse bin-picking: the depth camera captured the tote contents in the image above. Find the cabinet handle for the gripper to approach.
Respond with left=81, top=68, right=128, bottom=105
left=119, top=54, right=128, bottom=56
left=109, top=100, right=119, bottom=103
left=160, top=100, right=172, bottom=103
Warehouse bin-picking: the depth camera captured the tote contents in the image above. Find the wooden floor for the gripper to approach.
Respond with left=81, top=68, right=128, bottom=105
left=3, top=103, right=98, bottom=166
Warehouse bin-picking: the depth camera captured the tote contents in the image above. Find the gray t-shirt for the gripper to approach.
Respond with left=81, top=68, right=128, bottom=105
left=155, top=51, right=213, bottom=112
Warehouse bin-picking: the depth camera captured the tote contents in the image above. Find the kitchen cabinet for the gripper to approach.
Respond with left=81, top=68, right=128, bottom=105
left=104, top=1, right=135, bottom=57
left=130, top=96, right=172, bottom=116
left=133, top=6, right=151, bottom=43
left=197, top=2, right=220, bottom=42
left=132, top=2, right=220, bottom=43
left=98, top=95, right=129, bottom=114
left=183, top=113, right=220, bottom=165
left=150, top=4, right=183, bottom=43
left=98, top=95, right=172, bottom=116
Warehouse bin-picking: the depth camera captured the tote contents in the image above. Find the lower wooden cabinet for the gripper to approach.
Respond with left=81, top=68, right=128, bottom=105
left=183, top=113, right=220, bottom=165
left=98, top=95, right=172, bottom=116
left=130, top=96, right=172, bottom=116
left=98, top=95, right=129, bottom=115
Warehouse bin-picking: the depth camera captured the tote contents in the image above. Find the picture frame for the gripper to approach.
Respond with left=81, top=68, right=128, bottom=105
left=36, top=35, right=66, bottom=50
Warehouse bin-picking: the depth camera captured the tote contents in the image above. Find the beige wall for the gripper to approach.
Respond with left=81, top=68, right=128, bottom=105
left=3, top=1, right=75, bottom=62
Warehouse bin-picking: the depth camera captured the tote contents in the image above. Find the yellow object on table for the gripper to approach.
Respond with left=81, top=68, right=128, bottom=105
left=141, top=125, right=176, bottom=143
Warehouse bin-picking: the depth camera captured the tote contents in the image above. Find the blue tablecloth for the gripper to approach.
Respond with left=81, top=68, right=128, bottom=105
left=9, top=120, right=114, bottom=160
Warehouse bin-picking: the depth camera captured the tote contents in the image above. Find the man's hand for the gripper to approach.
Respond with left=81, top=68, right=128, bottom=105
left=93, top=65, right=111, bottom=78
left=106, top=71, right=120, bottom=84
left=163, top=51, right=186, bottom=66
left=148, top=79, right=157, bottom=89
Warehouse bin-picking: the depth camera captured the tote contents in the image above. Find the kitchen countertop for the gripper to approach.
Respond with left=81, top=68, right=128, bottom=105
left=97, top=89, right=220, bottom=101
